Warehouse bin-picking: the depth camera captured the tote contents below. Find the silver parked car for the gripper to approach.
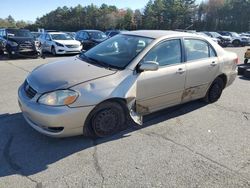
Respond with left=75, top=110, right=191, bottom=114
left=18, top=30, right=238, bottom=138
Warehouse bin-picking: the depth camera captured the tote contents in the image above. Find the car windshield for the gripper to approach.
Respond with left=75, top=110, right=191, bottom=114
left=32, top=32, right=41, bottom=38
left=88, top=31, right=107, bottom=40
left=210, top=32, right=221, bottom=37
left=51, top=33, right=73, bottom=40
left=230, top=32, right=240, bottom=37
left=79, top=34, right=153, bottom=69
left=7, top=29, right=33, bottom=38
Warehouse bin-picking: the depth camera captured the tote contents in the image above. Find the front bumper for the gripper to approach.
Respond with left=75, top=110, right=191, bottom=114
left=8, top=45, right=39, bottom=57
left=56, top=46, right=82, bottom=54
left=18, top=84, right=94, bottom=137
left=226, top=71, right=237, bottom=87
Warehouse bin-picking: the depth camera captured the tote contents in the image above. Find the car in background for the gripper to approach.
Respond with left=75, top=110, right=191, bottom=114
left=75, top=30, right=108, bottom=51
left=0, top=28, right=39, bottom=58
left=39, top=32, right=82, bottom=56
left=240, top=33, right=250, bottom=38
left=105, top=30, right=128, bottom=38
left=218, top=31, right=250, bottom=47
left=18, top=30, right=238, bottom=138
left=197, top=32, right=220, bottom=44
left=203, top=32, right=231, bottom=47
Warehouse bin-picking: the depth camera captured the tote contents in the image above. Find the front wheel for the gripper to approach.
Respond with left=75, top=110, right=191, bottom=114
left=88, top=101, right=127, bottom=138
left=232, top=40, right=240, bottom=47
left=51, top=46, right=57, bottom=56
left=0, top=49, right=4, bottom=55
left=204, top=77, right=224, bottom=103
left=244, top=59, right=248, bottom=64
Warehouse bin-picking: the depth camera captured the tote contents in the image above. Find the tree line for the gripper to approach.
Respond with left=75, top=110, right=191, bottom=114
left=0, top=0, right=250, bottom=32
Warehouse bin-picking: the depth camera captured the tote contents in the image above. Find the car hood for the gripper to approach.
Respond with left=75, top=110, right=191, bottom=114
left=8, top=37, right=35, bottom=44
left=54, top=40, right=81, bottom=45
left=27, top=57, right=117, bottom=93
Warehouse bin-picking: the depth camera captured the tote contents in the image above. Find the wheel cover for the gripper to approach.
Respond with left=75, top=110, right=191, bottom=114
left=93, top=108, right=119, bottom=137
left=52, top=48, right=56, bottom=55
left=210, top=83, right=222, bottom=101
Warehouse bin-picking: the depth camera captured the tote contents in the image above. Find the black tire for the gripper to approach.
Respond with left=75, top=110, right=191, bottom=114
left=51, top=46, right=57, bottom=56
left=85, top=101, right=127, bottom=138
left=244, top=59, right=248, bottom=64
left=0, top=49, right=4, bottom=55
left=243, top=69, right=250, bottom=79
left=238, top=65, right=248, bottom=75
left=232, top=40, right=240, bottom=47
left=7, top=50, right=14, bottom=59
left=204, top=77, right=224, bottom=103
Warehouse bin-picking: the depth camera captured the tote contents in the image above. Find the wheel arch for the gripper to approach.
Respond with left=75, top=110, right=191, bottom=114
left=217, top=74, right=227, bottom=89
left=82, top=97, right=130, bottom=137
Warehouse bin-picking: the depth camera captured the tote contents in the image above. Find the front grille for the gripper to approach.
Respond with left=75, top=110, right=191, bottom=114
left=66, top=45, right=79, bottom=48
left=24, top=80, right=37, bottom=99
left=19, top=42, right=34, bottom=51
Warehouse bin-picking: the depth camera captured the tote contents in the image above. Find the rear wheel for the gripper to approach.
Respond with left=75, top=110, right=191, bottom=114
left=86, top=101, right=128, bottom=138
left=204, top=77, right=224, bottom=103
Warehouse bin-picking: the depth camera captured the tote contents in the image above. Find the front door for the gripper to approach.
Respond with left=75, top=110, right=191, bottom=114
left=136, top=39, right=186, bottom=114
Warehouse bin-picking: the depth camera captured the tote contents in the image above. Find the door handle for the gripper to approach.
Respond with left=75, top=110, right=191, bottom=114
left=210, top=61, right=217, bottom=67
left=176, top=68, right=185, bottom=74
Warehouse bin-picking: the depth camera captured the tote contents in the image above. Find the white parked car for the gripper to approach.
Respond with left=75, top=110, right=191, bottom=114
left=18, top=30, right=238, bottom=138
left=39, top=32, right=82, bottom=55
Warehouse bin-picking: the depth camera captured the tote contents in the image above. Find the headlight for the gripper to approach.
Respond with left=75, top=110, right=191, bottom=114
left=55, top=42, right=64, bottom=47
left=35, top=41, right=41, bottom=47
left=9, top=41, right=18, bottom=47
left=38, top=90, right=79, bottom=106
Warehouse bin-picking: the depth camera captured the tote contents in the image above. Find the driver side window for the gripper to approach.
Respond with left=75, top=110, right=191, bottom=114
left=143, top=39, right=182, bottom=67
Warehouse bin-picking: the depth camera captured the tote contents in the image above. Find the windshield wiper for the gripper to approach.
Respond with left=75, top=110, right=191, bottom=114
left=79, top=53, right=119, bottom=70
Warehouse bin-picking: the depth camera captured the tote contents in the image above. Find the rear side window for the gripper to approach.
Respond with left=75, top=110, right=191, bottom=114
left=143, top=39, right=182, bottom=67
left=184, top=39, right=216, bottom=61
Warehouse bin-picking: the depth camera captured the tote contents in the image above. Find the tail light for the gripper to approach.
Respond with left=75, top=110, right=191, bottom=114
left=234, top=57, right=239, bottom=64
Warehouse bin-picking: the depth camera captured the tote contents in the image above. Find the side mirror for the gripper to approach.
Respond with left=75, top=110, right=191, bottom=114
left=139, top=61, right=159, bottom=72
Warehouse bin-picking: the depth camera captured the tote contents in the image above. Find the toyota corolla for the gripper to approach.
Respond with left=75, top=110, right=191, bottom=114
left=18, top=30, right=238, bottom=138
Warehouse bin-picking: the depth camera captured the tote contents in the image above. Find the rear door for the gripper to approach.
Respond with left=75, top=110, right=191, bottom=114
left=182, top=38, right=219, bottom=102
left=136, top=39, right=186, bottom=114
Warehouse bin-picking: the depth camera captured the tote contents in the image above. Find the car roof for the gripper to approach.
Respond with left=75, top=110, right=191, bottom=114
left=47, top=32, right=66, bottom=34
left=122, top=30, right=196, bottom=39
left=79, top=30, right=103, bottom=32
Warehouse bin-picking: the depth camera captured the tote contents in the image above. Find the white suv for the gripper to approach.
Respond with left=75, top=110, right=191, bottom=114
left=39, top=32, right=82, bottom=55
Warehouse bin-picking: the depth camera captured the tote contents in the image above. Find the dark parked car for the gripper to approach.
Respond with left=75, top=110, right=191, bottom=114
left=0, top=28, right=39, bottom=58
left=204, top=32, right=231, bottom=47
left=218, top=31, right=250, bottom=47
left=75, top=30, right=108, bottom=51
left=105, top=30, right=128, bottom=38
